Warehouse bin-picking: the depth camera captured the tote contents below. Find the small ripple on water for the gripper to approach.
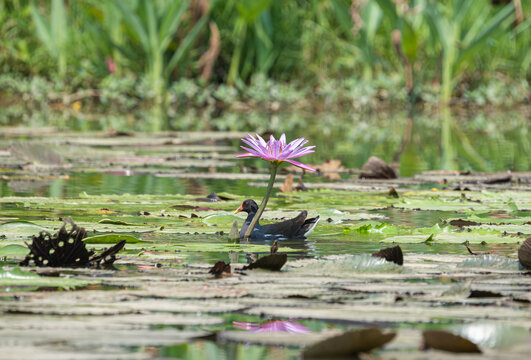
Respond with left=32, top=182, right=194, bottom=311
left=457, top=255, right=520, bottom=270
left=288, top=254, right=403, bottom=274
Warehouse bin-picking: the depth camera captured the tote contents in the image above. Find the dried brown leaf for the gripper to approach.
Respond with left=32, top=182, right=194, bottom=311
left=279, top=174, right=293, bottom=193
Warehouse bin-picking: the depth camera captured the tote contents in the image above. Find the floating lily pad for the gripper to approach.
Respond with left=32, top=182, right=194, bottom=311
left=0, top=267, right=94, bottom=290
left=83, top=234, right=143, bottom=244
left=0, top=244, right=28, bottom=258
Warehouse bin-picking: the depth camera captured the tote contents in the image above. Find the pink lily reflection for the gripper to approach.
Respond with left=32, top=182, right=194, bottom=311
left=233, top=320, right=311, bottom=334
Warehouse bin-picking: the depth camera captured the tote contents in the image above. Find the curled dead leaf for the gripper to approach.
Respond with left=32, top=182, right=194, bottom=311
left=316, top=159, right=344, bottom=181
left=303, top=328, right=396, bottom=358
left=279, top=174, right=293, bottom=193
left=372, top=245, right=403, bottom=265
left=517, top=236, right=531, bottom=269
left=422, top=330, right=481, bottom=353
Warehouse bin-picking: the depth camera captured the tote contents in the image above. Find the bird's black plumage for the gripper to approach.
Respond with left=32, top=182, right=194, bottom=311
left=235, top=199, right=319, bottom=240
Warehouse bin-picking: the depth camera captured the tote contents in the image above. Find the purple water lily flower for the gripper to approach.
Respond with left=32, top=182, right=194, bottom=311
left=233, top=320, right=312, bottom=334
left=236, top=133, right=316, bottom=172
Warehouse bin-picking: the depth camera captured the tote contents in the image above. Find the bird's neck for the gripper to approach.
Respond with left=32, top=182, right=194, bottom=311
left=245, top=211, right=258, bottom=225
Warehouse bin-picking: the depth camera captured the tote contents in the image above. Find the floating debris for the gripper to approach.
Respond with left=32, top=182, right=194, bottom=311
left=208, top=261, right=231, bottom=278
left=19, top=218, right=125, bottom=268
left=388, top=187, right=399, bottom=198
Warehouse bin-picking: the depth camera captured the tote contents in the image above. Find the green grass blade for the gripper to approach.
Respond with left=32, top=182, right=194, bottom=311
left=50, top=0, right=67, bottom=49
left=113, top=0, right=149, bottom=51
left=374, top=0, right=398, bottom=25
left=158, top=0, right=189, bottom=51
left=144, top=0, right=157, bottom=51
left=457, top=2, right=514, bottom=67
left=165, top=14, right=209, bottom=76
left=30, top=3, right=55, bottom=54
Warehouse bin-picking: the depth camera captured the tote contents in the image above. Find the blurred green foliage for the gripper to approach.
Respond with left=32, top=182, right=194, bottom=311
left=0, top=0, right=529, bottom=127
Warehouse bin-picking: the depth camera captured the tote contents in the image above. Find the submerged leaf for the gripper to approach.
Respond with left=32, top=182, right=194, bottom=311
left=303, top=328, right=396, bottom=358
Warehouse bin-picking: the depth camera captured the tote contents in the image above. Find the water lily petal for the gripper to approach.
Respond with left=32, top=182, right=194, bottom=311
left=256, top=133, right=269, bottom=149
left=239, top=146, right=264, bottom=157
left=236, top=134, right=315, bottom=164
left=235, top=152, right=257, bottom=158
left=279, top=133, right=287, bottom=147
left=286, top=159, right=317, bottom=172
left=288, top=146, right=316, bottom=158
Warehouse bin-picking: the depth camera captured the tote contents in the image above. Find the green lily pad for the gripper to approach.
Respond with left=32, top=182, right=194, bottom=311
left=0, top=221, right=52, bottom=240
left=0, top=244, right=28, bottom=258
left=83, top=234, right=144, bottom=244
left=0, top=267, right=94, bottom=290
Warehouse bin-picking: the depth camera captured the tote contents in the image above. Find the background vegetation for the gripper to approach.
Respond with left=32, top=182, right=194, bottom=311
left=0, top=0, right=529, bottom=130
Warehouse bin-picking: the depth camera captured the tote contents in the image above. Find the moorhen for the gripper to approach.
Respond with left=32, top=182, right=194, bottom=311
left=234, top=199, right=320, bottom=240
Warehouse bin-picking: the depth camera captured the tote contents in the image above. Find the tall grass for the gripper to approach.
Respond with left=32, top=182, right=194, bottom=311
left=110, top=0, right=208, bottom=104
left=7, top=0, right=526, bottom=105
left=30, top=0, right=69, bottom=78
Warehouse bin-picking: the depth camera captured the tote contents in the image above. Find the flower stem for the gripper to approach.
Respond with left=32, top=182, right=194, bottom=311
left=244, top=163, right=278, bottom=240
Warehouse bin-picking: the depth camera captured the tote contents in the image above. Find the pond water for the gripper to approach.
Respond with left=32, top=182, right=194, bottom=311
left=0, top=109, right=530, bottom=359
left=2, top=106, right=530, bottom=175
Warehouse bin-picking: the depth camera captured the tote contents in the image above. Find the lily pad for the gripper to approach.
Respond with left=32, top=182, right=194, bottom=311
left=0, top=267, right=94, bottom=290
left=0, top=244, right=28, bottom=258
left=83, top=234, right=143, bottom=244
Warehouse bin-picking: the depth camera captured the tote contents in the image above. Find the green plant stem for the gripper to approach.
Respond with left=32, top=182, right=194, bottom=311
left=244, top=163, right=278, bottom=240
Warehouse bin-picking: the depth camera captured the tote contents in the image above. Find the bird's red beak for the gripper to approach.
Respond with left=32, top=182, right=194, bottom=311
left=234, top=202, right=243, bottom=214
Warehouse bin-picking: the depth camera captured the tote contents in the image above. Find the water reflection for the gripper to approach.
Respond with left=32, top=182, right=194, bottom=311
left=233, top=320, right=311, bottom=334
left=454, top=323, right=530, bottom=349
